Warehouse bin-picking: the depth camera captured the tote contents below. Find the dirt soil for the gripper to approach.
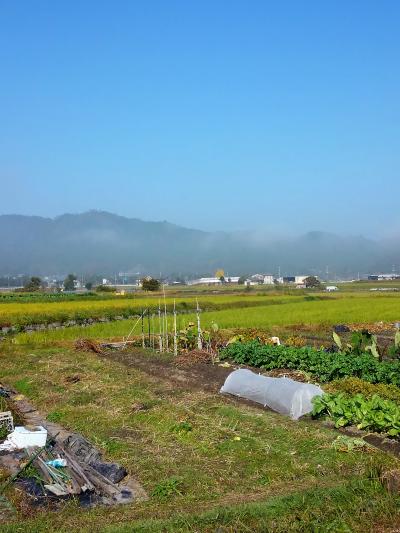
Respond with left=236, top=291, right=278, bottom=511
left=102, top=348, right=311, bottom=392
left=101, top=348, right=231, bottom=393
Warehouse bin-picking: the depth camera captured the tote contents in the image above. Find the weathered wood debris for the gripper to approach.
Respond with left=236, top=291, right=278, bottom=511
left=0, top=385, right=147, bottom=506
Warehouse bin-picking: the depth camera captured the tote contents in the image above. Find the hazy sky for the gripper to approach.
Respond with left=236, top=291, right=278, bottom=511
left=1, top=1, right=399, bottom=237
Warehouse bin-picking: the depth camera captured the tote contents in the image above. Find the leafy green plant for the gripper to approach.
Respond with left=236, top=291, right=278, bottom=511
left=312, top=393, right=400, bottom=437
left=332, top=330, right=380, bottom=358
left=388, top=329, right=400, bottom=358
left=331, top=435, right=370, bottom=452
left=21, top=464, right=44, bottom=485
left=171, top=421, right=193, bottom=434
left=326, top=377, right=400, bottom=404
left=151, top=477, right=183, bottom=500
left=177, top=322, right=197, bottom=351
left=220, top=340, right=400, bottom=386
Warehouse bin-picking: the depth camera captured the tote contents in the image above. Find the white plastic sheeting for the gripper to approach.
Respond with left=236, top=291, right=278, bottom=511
left=220, top=369, right=323, bottom=420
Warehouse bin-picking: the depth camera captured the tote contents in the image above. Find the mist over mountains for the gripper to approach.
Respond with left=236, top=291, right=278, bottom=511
left=0, top=211, right=398, bottom=278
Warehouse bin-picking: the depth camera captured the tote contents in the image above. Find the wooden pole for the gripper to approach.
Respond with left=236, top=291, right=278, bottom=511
left=141, top=309, right=145, bottom=348
left=147, top=308, right=151, bottom=347
left=163, top=285, right=169, bottom=352
left=151, top=313, right=155, bottom=350
left=158, top=300, right=163, bottom=352
left=196, top=298, right=202, bottom=350
left=173, top=299, right=177, bottom=356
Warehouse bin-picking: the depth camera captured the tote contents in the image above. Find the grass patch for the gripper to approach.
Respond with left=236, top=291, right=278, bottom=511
left=0, top=344, right=399, bottom=531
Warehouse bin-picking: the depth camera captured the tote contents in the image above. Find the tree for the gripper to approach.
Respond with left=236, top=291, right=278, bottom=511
left=238, top=276, right=246, bottom=285
left=219, top=276, right=226, bottom=283
left=304, top=276, right=321, bottom=289
left=95, top=285, right=116, bottom=292
left=85, top=282, right=93, bottom=290
left=24, top=276, right=42, bottom=291
left=141, top=277, right=161, bottom=291
left=64, top=274, right=77, bottom=291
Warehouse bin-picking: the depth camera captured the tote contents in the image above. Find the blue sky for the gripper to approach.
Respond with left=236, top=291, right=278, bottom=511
left=1, top=1, right=399, bottom=237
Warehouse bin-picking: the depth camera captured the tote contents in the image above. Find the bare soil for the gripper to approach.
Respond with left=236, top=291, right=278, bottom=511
left=100, top=348, right=231, bottom=393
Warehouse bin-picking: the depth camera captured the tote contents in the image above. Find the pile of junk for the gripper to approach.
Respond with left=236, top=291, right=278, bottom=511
left=0, top=384, right=146, bottom=510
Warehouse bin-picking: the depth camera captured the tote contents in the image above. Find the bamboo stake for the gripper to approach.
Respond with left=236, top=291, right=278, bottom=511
left=122, top=313, right=146, bottom=348
left=147, top=308, right=151, bottom=347
left=163, top=285, right=169, bottom=352
left=151, top=313, right=155, bottom=350
left=141, top=309, right=145, bottom=348
left=173, top=299, right=177, bottom=356
left=196, top=298, right=202, bottom=350
left=158, top=300, right=163, bottom=352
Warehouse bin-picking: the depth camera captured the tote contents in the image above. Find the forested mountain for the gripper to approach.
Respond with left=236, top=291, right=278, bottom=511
left=0, top=211, right=397, bottom=277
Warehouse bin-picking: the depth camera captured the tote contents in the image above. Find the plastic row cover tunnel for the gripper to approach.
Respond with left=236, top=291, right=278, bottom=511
left=220, top=369, right=323, bottom=420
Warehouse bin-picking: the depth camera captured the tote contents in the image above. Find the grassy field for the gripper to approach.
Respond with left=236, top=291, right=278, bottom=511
left=12, top=293, right=400, bottom=345
left=1, top=345, right=400, bottom=532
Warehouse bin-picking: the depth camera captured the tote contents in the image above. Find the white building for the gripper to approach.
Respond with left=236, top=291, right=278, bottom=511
left=263, top=275, right=274, bottom=285
left=295, top=276, right=309, bottom=285
left=188, top=277, right=222, bottom=286
left=248, top=274, right=275, bottom=285
left=188, top=276, right=242, bottom=286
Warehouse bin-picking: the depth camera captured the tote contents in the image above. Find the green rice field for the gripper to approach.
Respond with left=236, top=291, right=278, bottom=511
left=12, top=293, right=400, bottom=345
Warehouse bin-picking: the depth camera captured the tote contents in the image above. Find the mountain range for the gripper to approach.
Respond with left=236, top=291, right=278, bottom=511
left=0, top=211, right=398, bottom=278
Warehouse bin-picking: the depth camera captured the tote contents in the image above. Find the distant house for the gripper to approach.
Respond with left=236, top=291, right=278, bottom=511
left=295, top=276, right=309, bottom=285
left=278, top=275, right=317, bottom=287
left=188, top=277, right=222, bottom=286
left=282, top=276, right=295, bottom=283
left=247, top=274, right=275, bottom=285
left=188, top=276, right=241, bottom=286
left=368, top=274, right=400, bottom=281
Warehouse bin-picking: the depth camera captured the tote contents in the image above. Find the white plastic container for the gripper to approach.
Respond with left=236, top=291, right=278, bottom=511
left=11, top=426, right=47, bottom=448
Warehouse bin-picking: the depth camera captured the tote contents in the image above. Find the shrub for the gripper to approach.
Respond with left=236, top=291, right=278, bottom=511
left=96, top=285, right=117, bottom=292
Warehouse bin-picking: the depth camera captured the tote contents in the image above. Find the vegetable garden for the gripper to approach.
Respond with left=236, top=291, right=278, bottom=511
left=221, top=338, right=400, bottom=438
left=2, top=288, right=400, bottom=531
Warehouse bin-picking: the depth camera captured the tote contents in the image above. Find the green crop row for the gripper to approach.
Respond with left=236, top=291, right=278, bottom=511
left=326, top=377, right=400, bottom=404
left=312, top=392, right=400, bottom=437
left=220, top=341, right=400, bottom=386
